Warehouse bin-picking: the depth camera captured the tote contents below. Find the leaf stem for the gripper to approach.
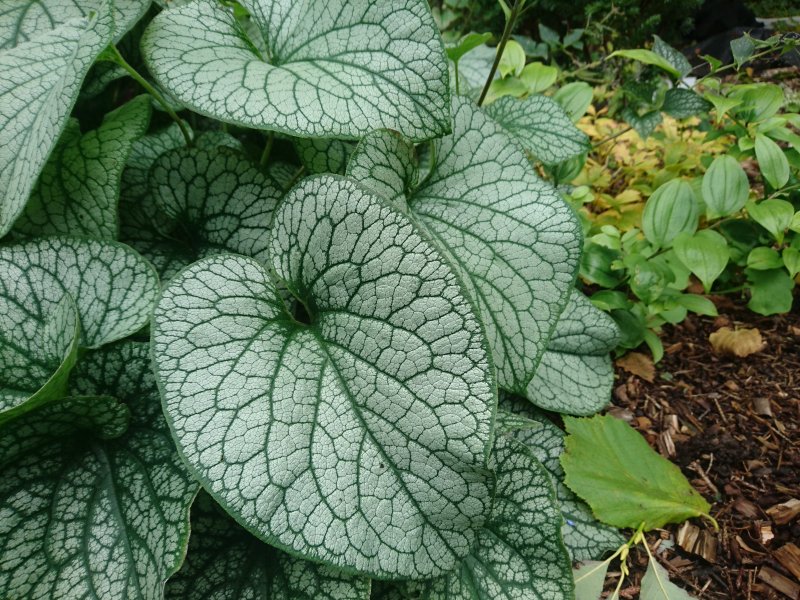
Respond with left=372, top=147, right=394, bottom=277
left=106, top=45, right=192, bottom=146
left=593, top=125, right=633, bottom=148
left=260, top=133, right=274, bottom=168
left=477, top=0, right=524, bottom=106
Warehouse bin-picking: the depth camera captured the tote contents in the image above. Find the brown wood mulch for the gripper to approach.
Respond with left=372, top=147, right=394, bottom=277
left=604, top=297, right=800, bottom=599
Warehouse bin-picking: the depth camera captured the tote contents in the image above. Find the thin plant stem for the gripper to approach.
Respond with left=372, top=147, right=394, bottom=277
left=593, top=125, right=633, bottom=148
left=260, top=133, right=274, bottom=168
left=107, top=45, right=192, bottom=146
left=477, top=0, right=524, bottom=106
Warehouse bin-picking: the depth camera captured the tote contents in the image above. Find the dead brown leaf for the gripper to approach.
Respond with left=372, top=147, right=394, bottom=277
left=616, top=352, right=655, bottom=382
left=709, top=327, right=766, bottom=357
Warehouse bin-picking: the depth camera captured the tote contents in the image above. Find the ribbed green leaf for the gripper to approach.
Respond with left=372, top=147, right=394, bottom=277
left=702, top=155, right=749, bottom=219
left=0, top=0, right=149, bottom=47
left=141, top=0, right=450, bottom=140
left=527, top=290, right=619, bottom=416
left=0, top=295, right=79, bottom=422
left=0, top=237, right=159, bottom=348
left=499, top=398, right=624, bottom=561
left=403, top=435, right=573, bottom=599
left=347, top=97, right=582, bottom=395
left=0, top=342, right=198, bottom=600
left=152, top=175, right=495, bottom=579
left=166, top=492, right=370, bottom=600
left=642, top=179, right=699, bottom=249
left=0, top=11, right=113, bottom=237
left=484, top=94, right=589, bottom=164
left=14, top=96, right=151, bottom=239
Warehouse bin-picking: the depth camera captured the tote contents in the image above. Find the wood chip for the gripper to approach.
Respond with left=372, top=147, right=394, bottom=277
left=758, top=566, right=800, bottom=599
left=775, top=544, right=800, bottom=581
left=755, top=521, right=774, bottom=545
left=616, top=351, right=655, bottom=382
left=676, top=522, right=718, bottom=563
left=753, top=397, right=773, bottom=417
left=657, top=430, right=676, bottom=457
left=767, top=499, right=800, bottom=525
left=733, top=497, right=761, bottom=519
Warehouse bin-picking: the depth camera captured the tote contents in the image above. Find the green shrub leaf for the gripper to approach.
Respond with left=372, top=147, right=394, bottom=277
left=0, top=342, right=198, bottom=600
left=642, top=179, right=699, bottom=248
left=662, top=88, right=710, bottom=119
left=152, top=175, right=495, bottom=579
left=409, top=435, right=574, bottom=599
left=347, top=97, right=582, bottom=395
left=652, top=35, right=691, bottom=77
left=141, top=0, right=450, bottom=141
left=501, top=399, right=625, bottom=561
left=166, top=492, right=370, bottom=600
left=561, top=414, right=712, bottom=530
left=0, top=295, right=79, bottom=422
left=0, top=237, right=158, bottom=349
left=754, top=133, right=790, bottom=189
left=746, top=267, right=795, bottom=315
left=485, top=94, right=590, bottom=164
left=527, top=290, right=619, bottom=416
left=608, top=49, right=682, bottom=78
left=14, top=95, right=151, bottom=239
left=0, top=11, right=113, bottom=237
left=673, top=230, right=729, bottom=293
left=747, top=198, right=794, bottom=244
left=553, top=81, right=594, bottom=122
left=702, top=155, right=750, bottom=219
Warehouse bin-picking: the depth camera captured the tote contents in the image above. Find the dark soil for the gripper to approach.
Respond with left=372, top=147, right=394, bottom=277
left=606, top=298, right=800, bottom=599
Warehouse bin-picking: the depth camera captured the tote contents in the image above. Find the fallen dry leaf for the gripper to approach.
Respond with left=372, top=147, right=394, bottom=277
left=709, top=327, right=765, bottom=357
left=616, top=351, right=655, bottom=382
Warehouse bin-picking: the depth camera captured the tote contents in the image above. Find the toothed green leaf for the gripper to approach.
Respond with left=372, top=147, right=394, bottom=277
left=404, top=435, right=574, bottom=600
left=152, top=174, right=495, bottom=579
left=0, top=295, right=79, bottom=422
left=0, top=11, right=113, bottom=237
left=141, top=0, right=450, bottom=141
left=484, top=94, right=590, bottom=164
left=0, top=237, right=159, bottom=348
left=0, top=0, right=149, bottom=47
left=14, top=96, right=152, bottom=239
left=499, top=397, right=625, bottom=562
left=347, top=97, right=582, bottom=395
left=0, top=342, right=198, bottom=600
left=124, top=145, right=283, bottom=280
left=166, top=492, right=370, bottom=600
left=526, top=290, right=618, bottom=415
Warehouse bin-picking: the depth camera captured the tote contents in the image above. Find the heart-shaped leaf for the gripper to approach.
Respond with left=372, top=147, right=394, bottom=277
left=141, top=0, right=450, bottom=140
left=484, top=94, right=589, bottom=164
left=14, top=95, right=152, bottom=239
left=347, top=97, right=582, bottom=396
left=152, top=174, right=495, bottom=579
left=0, top=11, right=113, bottom=237
left=0, top=237, right=159, bottom=348
left=527, top=290, right=619, bottom=416
left=0, top=342, right=198, bottom=600
left=166, top=492, right=370, bottom=600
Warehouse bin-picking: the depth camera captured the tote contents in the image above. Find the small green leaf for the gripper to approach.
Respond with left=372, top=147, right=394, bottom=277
left=574, top=560, right=610, bottom=600
left=754, top=133, right=790, bottom=189
left=747, top=198, right=794, bottom=243
left=0, top=11, right=113, bottom=236
left=662, top=88, right=710, bottom=119
left=703, top=93, right=742, bottom=122
left=675, top=293, right=718, bottom=316
left=527, top=290, right=619, bottom=416
left=498, top=39, right=526, bottom=77
left=746, top=267, right=794, bottom=315
left=783, top=247, right=800, bottom=278
left=732, top=83, right=784, bottom=123
left=621, top=108, right=662, bottom=139
left=561, top=414, right=712, bottom=530
left=14, top=95, right=151, bottom=239
left=673, top=230, right=729, bottom=293
left=165, top=492, right=370, bottom=600
left=730, top=36, right=755, bottom=68
left=553, top=81, right=594, bottom=122
left=747, top=246, right=783, bottom=270
left=0, top=237, right=159, bottom=348
left=642, top=179, right=700, bottom=248
left=152, top=175, right=495, bottom=579
left=141, top=0, right=450, bottom=141
left=519, top=61, right=558, bottom=93
left=485, top=94, right=589, bottom=164
left=652, top=36, right=692, bottom=77
left=702, top=155, right=749, bottom=219
left=609, top=49, right=682, bottom=78
left=640, top=558, right=693, bottom=600
left=790, top=211, right=800, bottom=233
left=447, top=32, right=493, bottom=63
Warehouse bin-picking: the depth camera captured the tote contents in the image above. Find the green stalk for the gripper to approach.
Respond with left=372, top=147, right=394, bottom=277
left=477, top=0, right=525, bottom=107
left=107, top=45, right=192, bottom=146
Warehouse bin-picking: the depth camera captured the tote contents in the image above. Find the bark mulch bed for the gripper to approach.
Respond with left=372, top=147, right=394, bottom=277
left=605, top=298, right=800, bottom=599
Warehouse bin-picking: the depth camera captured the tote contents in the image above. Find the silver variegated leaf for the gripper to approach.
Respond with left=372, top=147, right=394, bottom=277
left=141, top=0, right=450, bottom=140
left=166, top=492, right=370, bottom=600
left=152, top=174, right=495, bottom=579
left=294, top=137, right=355, bottom=175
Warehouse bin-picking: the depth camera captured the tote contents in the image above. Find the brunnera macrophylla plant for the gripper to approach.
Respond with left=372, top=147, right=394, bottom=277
left=0, top=0, right=620, bottom=598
